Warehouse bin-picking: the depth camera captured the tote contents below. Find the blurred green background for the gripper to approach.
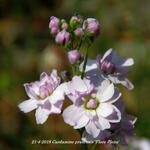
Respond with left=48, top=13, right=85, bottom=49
left=0, top=0, right=150, bottom=149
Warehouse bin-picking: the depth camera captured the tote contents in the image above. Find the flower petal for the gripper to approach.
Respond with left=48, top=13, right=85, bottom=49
left=85, top=121, right=100, bottom=138
left=108, top=75, right=134, bottom=90
left=79, top=59, right=97, bottom=72
left=97, top=103, right=121, bottom=123
left=74, top=115, right=89, bottom=129
left=50, top=83, right=67, bottom=103
left=102, top=48, right=116, bottom=62
left=71, top=76, right=89, bottom=93
left=40, top=72, right=49, bottom=81
left=35, top=107, right=50, bottom=124
left=63, top=104, right=89, bottom=129
left=106, top=88, right=122, bottom=103
left=50, top=101, right=63, bottom=114
left=18, top=99, right=37, bottom=113
left=86, top=69, right=105, bottom=88
left=82, top=130, right=111, bottom=142
left=97, top=83, right=114, bottom=102
left=116, top=58, right=134, bottom=67
left=24, top=83, right=39, bottom=99
left=62, top=105, right=76, bottom=126
left=114, top=100, right=125, bottom=114
left=50, top=69, right=61, bottom=85
left=96, top=116, right=111, bottom=130
left=119, top=78, right=134, bottom=90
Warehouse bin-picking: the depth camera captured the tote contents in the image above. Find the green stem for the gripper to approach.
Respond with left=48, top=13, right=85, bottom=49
left=72, top=65, right=76, bottom=76
left=81, top=143, right=88, bottom=150
left=91, top=142, right=97, bottom=150
left=77, top=129, right=88, bottom=150
left=77, top=38, right=83, bottom=50
left=81, top=44, right=90, bottom=79
left=71, top=31, right=75, bottom=49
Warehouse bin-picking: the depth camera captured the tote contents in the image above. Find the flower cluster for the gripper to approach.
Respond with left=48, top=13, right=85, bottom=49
left=18, top=14, right=136, bottom=149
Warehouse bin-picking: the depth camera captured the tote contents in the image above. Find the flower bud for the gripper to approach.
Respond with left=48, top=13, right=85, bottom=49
left=50, top=26, right=59, bottom=35
left=49, top=16, right=60, bottom=29
left=70, top=15, right=83, bottom=29
left=55, top=30, right=70, bottom=45
left=68, top=50, right=81, bottom=64
left=74, top=28, right=84, bottom=37
left=61, top=19, right=68, bottom=30
left=83, top=18, right=100, bottom=37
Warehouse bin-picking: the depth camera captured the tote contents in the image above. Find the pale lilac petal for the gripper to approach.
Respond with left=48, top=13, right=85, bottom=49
left=97, top=83, right=114, bottom=102
left=35, top=107, right=50, bottom=124
left=67, top=93, right=81, bottom=104
left=50, top=83, right=67, bottom=103
left=96, top=79, right=110, bottom=94
left=96, top=116, right=111, bottom=130
left=106, top=88, right=122, bottom=103
left=85, top=110, right=97, bottom=119
left=62, top=105, right=77, bottom=126
left=50, top=102, right=63, bottom=114
left=116, top=58, right=134, bottom=67
left=82, top=130, right=111, bottom=142
left=71, top=76, right=89, bottom=93
left=114, top=100, right=125, bottom=114
left=79, top=59, right=97, bottom=72
left=97, top=103, right=121, bottom=123
left=83, top=78, right=94, bottom=94
left=131, top=138, right=150, bottom=150
left=119, top=133, right=129, bottom=146
left=122, top=114, right=137, bottom=130
left=102, top=48, right=116, bottom=62
left=40, top=72, right=49, bottom=81
left=50, top=69, right=61, bottom=84
left=97, top=103, right=121, bottom=122
left=18, top=99, right=37, bottom=113
left=62, top=105, right=85, bottom=126
left=105, top=105, right=121, bottom=123
left=24, top=83, right=38, bottom=99
left=85, top=121, right=101, bottom=138
left=119, top=78, right=134, bottom=90
left=108, top=75, right=134, bottom=90
left=74, top=115, right=89, bottom=129
left=86, top=69, right=104, bottom=88
left=40, top=100, right=51, bottom=110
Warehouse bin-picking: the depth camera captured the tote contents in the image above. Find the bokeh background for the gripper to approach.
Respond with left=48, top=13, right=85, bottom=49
left=0, top=0, right=150, bottom=149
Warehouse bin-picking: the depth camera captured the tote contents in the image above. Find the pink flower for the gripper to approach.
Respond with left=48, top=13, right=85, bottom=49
left=110, top=100, right=137, bottom=146
left=55, top=30, right=70, bottom=45
left=49, top=16, right=60, bottom=35
left=70, top=15, right=83, bottom=29
left=68, top=50, right=81, bottom=64
left=74, top=28, right=84, bottom=37
left=97, top=48, right=134, bottom=90
left=83, top=18, right=100, bottom=37
left=82, top=48, right=134, bottom=90
left=49, top=16, right=60, bottom=29
left=18, top=70, right=66, bottom=124
left=63, top=77, right=121, bottom=139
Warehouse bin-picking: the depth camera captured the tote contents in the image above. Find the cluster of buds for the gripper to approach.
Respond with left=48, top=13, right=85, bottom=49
left=49, top=15, right=100, bottom=47
left=18, top=14, right=136, bottom=149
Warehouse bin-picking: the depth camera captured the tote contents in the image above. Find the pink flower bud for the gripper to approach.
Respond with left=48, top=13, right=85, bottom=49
left=55, top=30, right=70, bottom=45
left=50, top=26, right=59, bottom=35
left=49, top=16, right=60, bottom=29
left=61, top=22, right=68, bottom=30
left=68, top=50, right=81, bottom=64
left=70, top=15, right=83, bottom=29
left=83, top=18, right=100, bottom=37
left=74, top=28, right=84, bottom=37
